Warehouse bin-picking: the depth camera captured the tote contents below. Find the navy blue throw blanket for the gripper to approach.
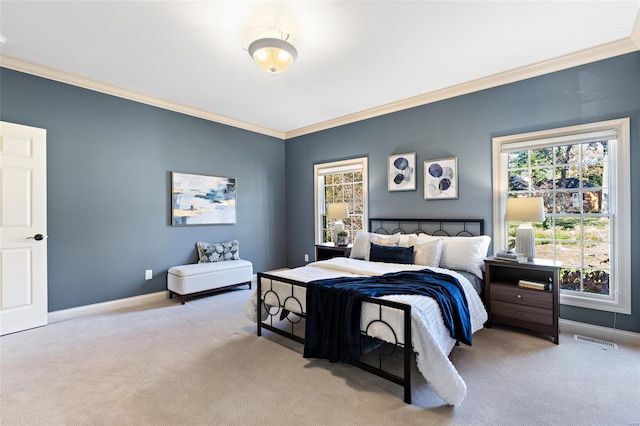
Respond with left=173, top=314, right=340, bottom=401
left=303, top=269, right=472, bottom=363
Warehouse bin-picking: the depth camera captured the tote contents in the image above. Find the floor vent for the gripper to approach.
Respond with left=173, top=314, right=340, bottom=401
left=574, top=334, right=617, bottom=349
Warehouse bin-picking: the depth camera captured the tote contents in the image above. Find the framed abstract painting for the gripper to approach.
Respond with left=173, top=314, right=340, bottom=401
left=171, top=172, right=236, bottom=225
left=424, top=157, right=458, bottom=200
left=388, top=152, right=416, bottom=191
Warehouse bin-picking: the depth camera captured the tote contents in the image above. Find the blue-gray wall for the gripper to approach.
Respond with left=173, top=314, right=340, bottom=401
left=0, top=69, right=287, bottom=311
left=2, top=52, right=638, bottom=333
left=286, top=52, right=640, bottom=333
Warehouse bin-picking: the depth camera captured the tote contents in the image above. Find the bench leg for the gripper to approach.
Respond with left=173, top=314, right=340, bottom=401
left=171, top=279, right=251, bottom=305
left=169, top=291, right=185, bottom=303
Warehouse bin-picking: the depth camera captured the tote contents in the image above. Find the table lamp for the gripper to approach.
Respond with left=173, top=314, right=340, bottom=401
left=326, top=202, right=348, bottom=244
left=505, top=197, right=545, bottom=260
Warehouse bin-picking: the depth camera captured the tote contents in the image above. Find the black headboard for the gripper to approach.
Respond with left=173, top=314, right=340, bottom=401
left=369, top=218, right=484, bottom=237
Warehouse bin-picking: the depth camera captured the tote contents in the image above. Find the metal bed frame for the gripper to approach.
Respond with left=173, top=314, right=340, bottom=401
left=256, top=218, right=485, bottom=404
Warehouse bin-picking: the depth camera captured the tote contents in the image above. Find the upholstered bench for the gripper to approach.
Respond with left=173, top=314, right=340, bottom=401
left=167, top=260, right=253, bottom=304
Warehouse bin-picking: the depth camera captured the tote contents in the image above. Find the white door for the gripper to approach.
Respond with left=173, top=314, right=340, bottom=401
left=0, top=121, right=48, bottom=335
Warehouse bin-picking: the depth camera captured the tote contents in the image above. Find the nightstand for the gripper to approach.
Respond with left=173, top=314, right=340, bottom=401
left=315, top=244, right=352, bottom=261
left=484, top=256, right=562, bottom=344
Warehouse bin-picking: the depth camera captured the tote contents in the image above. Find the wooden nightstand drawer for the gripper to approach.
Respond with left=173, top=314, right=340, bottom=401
left=490, top=284, right=552, bottom=309
left=491, top=300, right=553, bottom=326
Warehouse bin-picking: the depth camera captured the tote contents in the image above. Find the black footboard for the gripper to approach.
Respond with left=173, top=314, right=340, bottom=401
left=257, top=272, right=413, bottom=404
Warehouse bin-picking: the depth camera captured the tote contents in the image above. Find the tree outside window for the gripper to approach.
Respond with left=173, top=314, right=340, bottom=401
left=507, top=142, right=610, bottom=295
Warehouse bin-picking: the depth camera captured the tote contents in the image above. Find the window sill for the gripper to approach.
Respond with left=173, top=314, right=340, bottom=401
left=560, top=292, right=630, bottom=315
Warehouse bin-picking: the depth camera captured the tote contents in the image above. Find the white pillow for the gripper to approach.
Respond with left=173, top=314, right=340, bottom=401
left=408, top=235, right=443, bottom=267
left=412, top=233, right=441, bottom=243
left=439, top=235, right=491, bottom=278
left=349, top=231, right=369, bottom=259
left=350, top=232, right=401, bottom=260
left=396, top=233, right=411, bottom=247
left=365, top=233, right=399, bottom=261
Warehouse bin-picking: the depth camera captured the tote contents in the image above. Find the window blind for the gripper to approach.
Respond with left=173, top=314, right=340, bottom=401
left=501, top=129, right=616, bottom=153
left=316, top=159, right=365, bottom=176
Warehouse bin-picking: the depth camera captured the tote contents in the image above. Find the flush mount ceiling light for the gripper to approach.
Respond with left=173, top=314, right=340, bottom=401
left=248, top=36, right=297, bottom=74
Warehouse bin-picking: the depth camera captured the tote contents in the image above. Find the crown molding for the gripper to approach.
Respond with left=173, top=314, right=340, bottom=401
left=285, top=36, right=640, bottom=139
left=632, top=9, right=640, bottom=48
left=0, top=55, right=285, bottom=140
left=3, top=29, right=639, bottom=143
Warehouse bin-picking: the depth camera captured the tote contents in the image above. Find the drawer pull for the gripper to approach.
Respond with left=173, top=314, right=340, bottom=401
left=516, top=294, right=522, bottom=299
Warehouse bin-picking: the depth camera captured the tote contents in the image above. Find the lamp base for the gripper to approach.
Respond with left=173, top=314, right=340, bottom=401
left=515, top=224, right=535, bottom=261
left=333, top=220, right=344, bottom=244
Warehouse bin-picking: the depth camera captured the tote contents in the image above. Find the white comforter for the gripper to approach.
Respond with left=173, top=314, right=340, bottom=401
left=245, top=257, right=488, bottom=405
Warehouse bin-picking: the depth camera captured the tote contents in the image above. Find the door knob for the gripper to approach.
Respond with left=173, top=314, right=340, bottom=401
left=27, top=234, right=44, bottom=241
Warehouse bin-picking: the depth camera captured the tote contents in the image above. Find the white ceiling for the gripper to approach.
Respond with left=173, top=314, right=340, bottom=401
left=1, top=1, right=639, bottom=139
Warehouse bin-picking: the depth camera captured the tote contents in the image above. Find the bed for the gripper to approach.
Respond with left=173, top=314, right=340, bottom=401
left=245, top=218, right=489, bottom=405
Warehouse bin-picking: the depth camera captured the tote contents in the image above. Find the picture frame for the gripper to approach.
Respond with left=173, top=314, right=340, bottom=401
left=171, top=172, right=236, bottom=226
left=424, top=157, right=458, bottom=200
left=388, top=152, right=416, bottom=191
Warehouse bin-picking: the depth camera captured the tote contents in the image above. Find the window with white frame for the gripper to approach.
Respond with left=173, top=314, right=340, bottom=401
left=492, top=118, right=630, bottom=314
left=314, top=157, right=368, bottom=244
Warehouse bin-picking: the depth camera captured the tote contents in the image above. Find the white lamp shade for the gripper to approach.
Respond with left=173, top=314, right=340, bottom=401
left=505, top=197, right=545, bottom=222
left=326, top=202, right=348, bottom=219
left=326, top=203, right=348, bottom=244
left=505, top=197, right=544, bottom=261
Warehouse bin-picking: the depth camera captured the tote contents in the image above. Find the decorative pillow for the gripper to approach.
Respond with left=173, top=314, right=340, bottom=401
left=439, top=235, right=491, bottom=278
left=365, top=233, right=400, bottom=261
left=196, top=240, right=240, bottom=263
left=349, top=231, right=369, bottom=259
left=408, top=235, right=443, bottom=267
left=369, top=243, right=414, bottom=264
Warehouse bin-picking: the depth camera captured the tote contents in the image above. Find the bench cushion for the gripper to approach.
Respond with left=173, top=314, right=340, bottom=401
left=167, top=259, right=253, bottom=296
left=168, top=259, right=252, bottom=277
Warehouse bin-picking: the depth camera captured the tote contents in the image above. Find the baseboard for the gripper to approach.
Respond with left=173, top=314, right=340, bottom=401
left=48, top=276, right=258, bottom=323
left=48, top=291, right=168, bottom=323
left=559, top=318, right=640, bottom=347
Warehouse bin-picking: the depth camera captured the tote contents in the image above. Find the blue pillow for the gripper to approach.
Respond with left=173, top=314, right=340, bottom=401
left=369, top=243, right=414, bottom=264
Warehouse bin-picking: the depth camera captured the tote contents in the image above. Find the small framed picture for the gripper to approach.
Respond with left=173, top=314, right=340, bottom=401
left=388, top=152, right=416, bottom=192
left=424, top=157, right=458, bottom=200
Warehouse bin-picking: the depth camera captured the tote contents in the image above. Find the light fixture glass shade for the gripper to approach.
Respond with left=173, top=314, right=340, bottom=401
left=505, top=197, right=545, bottom=260
left=248, top=37, right=297, bottom=74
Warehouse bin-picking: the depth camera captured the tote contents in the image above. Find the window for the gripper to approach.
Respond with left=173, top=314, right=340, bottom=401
left=492, top=118, right=630, bottom=314
left=314, top=157, right=368, bottom=244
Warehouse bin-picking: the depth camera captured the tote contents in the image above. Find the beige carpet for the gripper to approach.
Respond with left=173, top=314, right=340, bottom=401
left=1, top=288, right=638, bottom=425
